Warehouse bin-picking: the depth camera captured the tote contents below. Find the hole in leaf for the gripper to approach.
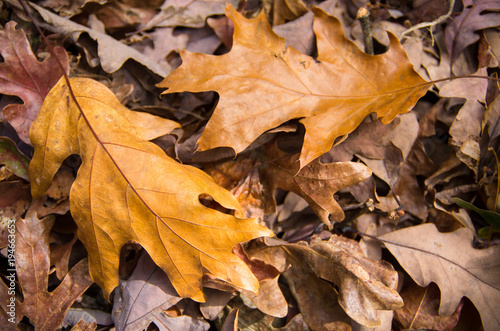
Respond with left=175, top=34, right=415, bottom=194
left=198, top=194, right=233, bottom=215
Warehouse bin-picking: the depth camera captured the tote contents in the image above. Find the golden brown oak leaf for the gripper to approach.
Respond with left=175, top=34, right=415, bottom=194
left=380, top=224, right=500, bottom=331
left=29, top=77, right=273, bottom=302
left=158, top=5, right=431, bottom=168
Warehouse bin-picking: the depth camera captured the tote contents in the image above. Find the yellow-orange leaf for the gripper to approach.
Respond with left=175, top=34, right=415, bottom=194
left=158, top=5, right=431, bottom=168
left=29, top=77, right=273, bottom=302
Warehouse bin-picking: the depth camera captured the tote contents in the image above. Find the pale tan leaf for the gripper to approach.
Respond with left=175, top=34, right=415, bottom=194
left=380, top=223, right=500, bottom=331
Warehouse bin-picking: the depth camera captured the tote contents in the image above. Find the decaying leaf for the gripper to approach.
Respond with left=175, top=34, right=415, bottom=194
left=0, top=137, right=30, bottom=181
left=380, top=223, right=500, bottom=331
left=4, top=211, right=93, bottom=329
left=159, top=4, right=430, bottom=168
left=0, top=21, right=69, bottom=144
left=273, top=0, right=309, bottom=26
left=112, top=252, right=183, bottom=331
left=29, top=77, right=273, bottom=302
left=260, top=143, right=372, bottom=228
left=445, top=0, right=500, bottom=63
left=28, top=2, right=169, bottom=76
left=440, top=68, right=488, bottom=173
left=139, top=0, right=239, bottom=31
left=39, top=0, right=104, bottom=17
left=245, top=234, right=403, bottom=329
left=395, top=282, right=464, bottom=331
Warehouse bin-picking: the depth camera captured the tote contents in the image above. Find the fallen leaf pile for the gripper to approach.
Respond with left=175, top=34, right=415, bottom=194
left=0, top=0, right=499, bottom=330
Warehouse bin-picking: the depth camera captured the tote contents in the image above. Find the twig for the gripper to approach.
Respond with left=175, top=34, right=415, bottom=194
left=356, top=6, right=373, bottom=55
left=400, top=0, right=455, bottom=41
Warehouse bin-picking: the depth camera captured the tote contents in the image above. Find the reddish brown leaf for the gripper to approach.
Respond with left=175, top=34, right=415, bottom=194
left=260, top=143, right=372, bottom=228
left=9, top=211, right=93, bottom=329
left=0, top=21, right=69, bottom=144
left=395, top=282, right=463, bottom=331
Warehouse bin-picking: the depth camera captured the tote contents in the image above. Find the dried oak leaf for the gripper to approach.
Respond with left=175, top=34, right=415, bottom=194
left=0, top=21, right=69, bottom=144
left=259, top=143, right=372, bottom=228
left=29, top=2, right=169, bottom=76
left=273, top=0, right=309, bottom=26
left=1, top=211, right=93, bottom=329
left=29, top=77, right=273, bottom=302
left=0, top=137, right=30, bottom=181
left=395, top=282, right=463, bottom=331
left=245, top=235, right=403, bottom=329
left=158, top=5, right=430, bottom=168
left=445, top=0, right=500, bottom=63
left=138, top=0, right=239, bottom=31
left=380, top=223, right=500, bottom=331
left=112, top=252, right=185, bottom=331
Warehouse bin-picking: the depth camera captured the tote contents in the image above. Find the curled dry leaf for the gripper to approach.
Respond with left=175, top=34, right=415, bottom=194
left=139, top=0, right=239, bottom=31
left=273, top=0, right=309, bottom=26
left=0, top=21, right=69, bottom=144
left=260, top=143, right=372, bottom=228
left=159, top=4, right=430, bottom=169
left=245, top=234, right=403, bottom=329
left=29, top=77, right=273, bottom=302
left=29, top=2, right=169, bottom=76
left=380, top=223, right=500, bottom=331
left=440, top=67, right=488, bottom=173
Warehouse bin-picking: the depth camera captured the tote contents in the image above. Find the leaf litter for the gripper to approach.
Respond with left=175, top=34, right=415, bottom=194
left=0, top=0, right=499, bottom=330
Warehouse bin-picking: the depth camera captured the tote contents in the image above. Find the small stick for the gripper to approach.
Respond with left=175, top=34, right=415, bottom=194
left=356, top=6, right=373, bottom=56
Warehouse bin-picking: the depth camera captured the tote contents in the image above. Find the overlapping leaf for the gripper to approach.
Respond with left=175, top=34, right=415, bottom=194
left=445, top=0, right=500, bottom=63
left=159, top=4, right=431, bottom=168
left=381, top=224, right=500, bottom=331
left=244, top=235, right=403, bottom=329
left=29, top=77, right=273, bottom=302
left=0, top=137, right=30, bottom=181
left=0, top=211, right=93, bottom=329
left=259, top=143, right=372, bottom=228
left=0, top=21, right=69, bottom=144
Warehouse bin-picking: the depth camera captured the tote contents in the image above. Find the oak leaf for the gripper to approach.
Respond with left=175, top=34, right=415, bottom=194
left=138, top=0, right=239, bottom=31
left=245, top=234, right=403, bottom=329
left=0, top=211, right=93, bottom=329
left=380, top=223, right=500, bottom=331
left=0, top=21, right=69, bottom=144
left=395, top=282, right=463, bottom=331
left=28, top=2, right=169, bottom=76
left=112, top=252, right=185, bottom=331
left=29, top=77, right=273, bottom=302
left=159, top=5, right=431, bottom=168
left=445, top=0, right=500, bottom=64
left=259, top=143, right=372, bottom=227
